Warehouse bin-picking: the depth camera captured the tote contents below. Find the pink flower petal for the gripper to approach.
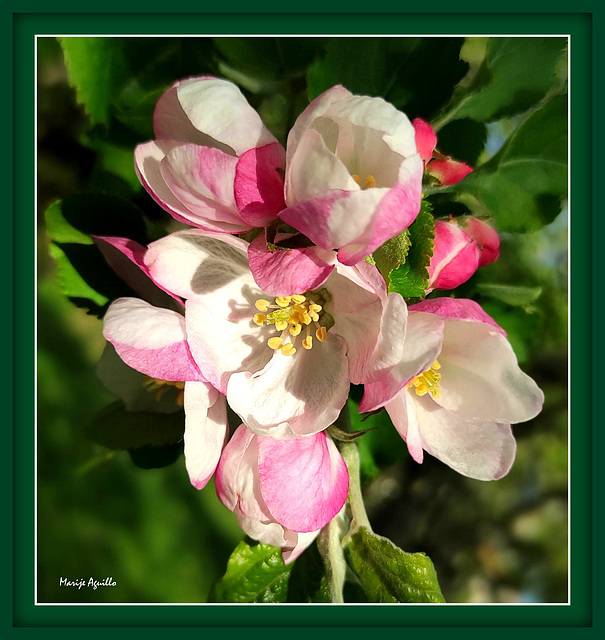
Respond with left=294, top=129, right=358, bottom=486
left=258, top=431, right=349, bottom=533
left=412, top=118, right=438, bottom=165
left=103, top=298, right=206, bottom=382
left=409, top=298, right=506, bottom=336
left=93, top=236, right=183, bottom=308
left=234, top=142, right=286, bottom=227
left=247, top=234, right=335, bottom=297
left=360, top=310, right=444, bottom=412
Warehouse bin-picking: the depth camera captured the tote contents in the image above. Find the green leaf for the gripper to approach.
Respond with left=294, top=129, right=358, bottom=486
left=475, top=283, right=542, bottom=307
left=372, top=229, right=411, bottom=283
left=387, top=201, right=435, bottom=300
left=307, top=38, right=467, bottom=119
left=208, top=540, right=293, bottom=603
left=345, top=527, right=445, bottom=603
left=434, top=118, right=488, bottom=166
left=45, top=194, right=149, bottom=314
left=86, top=401, right=185, bottom=450
left=438, top=37, right=567, bottom=125
left=59, top=37, right=130, bottom=125
left=457, top=94, right=567, bottom=232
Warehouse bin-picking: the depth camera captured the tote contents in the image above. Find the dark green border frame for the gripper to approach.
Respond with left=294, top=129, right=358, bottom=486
left=14, top=8, right=594, bottom=630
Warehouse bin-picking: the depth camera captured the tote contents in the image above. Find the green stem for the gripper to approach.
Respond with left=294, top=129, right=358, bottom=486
left=317, top=515, right=347, bottom=603
left=340, top=440, right=372, bottom=539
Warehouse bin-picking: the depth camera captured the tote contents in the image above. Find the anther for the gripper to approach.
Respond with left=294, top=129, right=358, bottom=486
left=275, top=320, right=288, bottom=331
left=315, top=326, right=327, bottom=342
left=268, top=337, right=283, bottom=350
left=302, top=336, right=313, bottom=350
left=253, top=313, right=267, bottom=326
left=290, top=323, right=302, bottom=336
left=281, top=343, right=296, bottom=356
left=291, top=294, right=306, bottom=304
left=255, top=299, right=271, bottom=312
left=275, top=296, right=291, bottom=308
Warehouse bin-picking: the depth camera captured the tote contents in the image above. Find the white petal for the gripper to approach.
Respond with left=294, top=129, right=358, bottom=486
left=183, top=382, right=228, bottom=489
left=227, top=334, right=350, bottom=438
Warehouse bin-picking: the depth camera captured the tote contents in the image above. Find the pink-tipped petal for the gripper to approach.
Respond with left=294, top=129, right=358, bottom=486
left=248, top=234, right=335, bottom=297
left=258, top=432, right=349, bottom=533
left=462, top=218, right=500, bottom=267
left=234, top=142, right=287, bottom=227
left=93, top=236, right=183, bottom=308
left=184, top=383, right=228, bottom=490
left=103, top=298, right=206, bottom=382
left=428, top=221, right=480, bottom=291
left=360, top=311, right=444, bottom=412
left=429, top=158, right=473, bottom=186
left=412, top=118, right=438, bottom=164
left=409, top=298, right=507, bottom=336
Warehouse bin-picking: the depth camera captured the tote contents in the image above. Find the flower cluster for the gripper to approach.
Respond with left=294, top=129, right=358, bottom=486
left=98, top=77, right=544, bottom=562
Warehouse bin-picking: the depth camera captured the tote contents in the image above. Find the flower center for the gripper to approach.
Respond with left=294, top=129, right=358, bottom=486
left=145, top=378, right=185, bottom=406
left=406, top=361, right=442, bottom=399
left=253, top=294, right=328, bottom=357
left=351, top=174, right=376, bottom=190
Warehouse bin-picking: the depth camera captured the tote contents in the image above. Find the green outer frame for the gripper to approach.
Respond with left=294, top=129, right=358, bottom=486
left=13, top=7, right=593, bottom=630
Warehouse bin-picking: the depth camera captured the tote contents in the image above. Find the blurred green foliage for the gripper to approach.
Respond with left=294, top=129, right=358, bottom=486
left=37, top=35, right=568, bottom=603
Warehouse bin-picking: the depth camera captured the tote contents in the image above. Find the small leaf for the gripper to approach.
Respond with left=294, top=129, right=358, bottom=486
left=86, top=401, right=185, bottom=450
left=345, top=527, right=445, bottom=603
left=208, top=539, right=293, bottom=603
left=327, top=425, right=375, bottom=442
left=475, top=283, right=542, bottom=307
left=387, top=201, right=435, bottom=299
left=372, top=229, right=411, bottom=283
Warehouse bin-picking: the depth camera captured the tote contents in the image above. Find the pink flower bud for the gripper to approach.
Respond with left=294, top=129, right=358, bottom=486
left=461, top=217, right=500, bottom=267
left=428, top=220, right=480, bottom=291
left=428, top=158, right=474, bottom=186
left=412, top=118, right=437, bottom=165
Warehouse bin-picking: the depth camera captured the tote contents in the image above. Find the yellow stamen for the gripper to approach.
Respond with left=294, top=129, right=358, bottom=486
left=255, top=299, right=271, bottom=312
left=268, top=337, right=283, bottom=350
left=291, top=294, right=306, bottom=304
left=309, top=311, right=320, bottom=322
left=309, top=303, right=322, bottom=313
left=302, top=336, right=313, bottom=350
left=315, top=326, right=327, bottom=342
left=281, top=343, right=296, bottom=356
left=407, top=360, right=442, bottom=399
left=275, top=320, right=288, bottom=331
left=253, top=313, right=267, bottom=326
left=365, top=174, right=376, bottom=189
left=290, top=323, right=302, bottom=336
left=352, top=174, right=362, bottom=186
left=275, top=296, right=291, bottom=308
left=301, top=312, right=312, bottom=325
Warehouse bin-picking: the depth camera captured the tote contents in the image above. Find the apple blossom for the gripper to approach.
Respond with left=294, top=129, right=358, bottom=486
left=215, top=424, right=349, bottom=563
left=412, top=117, right=473, bottom=186
left=361, top=298, right=544, bottom=481
left=280, top=85, right=424, bottom=266
left=135, top=77, right=285, bottom=233
left=144, top=229, right=407, bottom=439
